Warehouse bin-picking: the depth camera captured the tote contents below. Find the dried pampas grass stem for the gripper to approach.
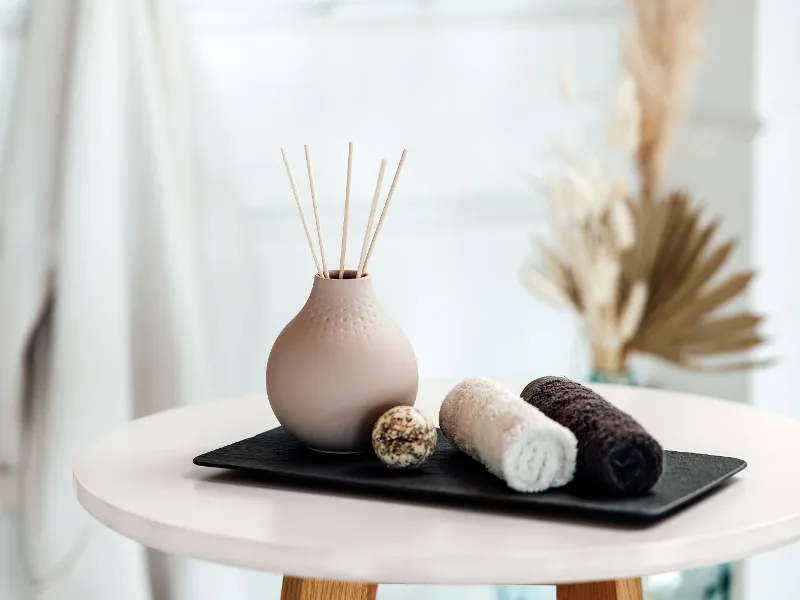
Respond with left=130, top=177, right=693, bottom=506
left=624, top=0, right=707, bottom=201
left=281, top=147, right=322, bottom=276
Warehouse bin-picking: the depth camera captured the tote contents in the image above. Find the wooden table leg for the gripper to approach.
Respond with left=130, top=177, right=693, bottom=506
left=281, top=576, right=377, bottom=600
left=556, top=578, right=643, bottom=600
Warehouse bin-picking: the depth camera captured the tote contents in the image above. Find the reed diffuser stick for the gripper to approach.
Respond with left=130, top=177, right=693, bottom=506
left=363, top=149, right=408, bottom=272
left=280, top=148, right=322, bottom=275
left=357, top=158, right=387, bottom=278
left=340, top=142, right=354, bottom=279
left=304, top=145, right=329, bottom=278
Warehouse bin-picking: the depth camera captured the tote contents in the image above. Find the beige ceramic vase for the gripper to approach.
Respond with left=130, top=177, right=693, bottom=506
left=266, top=270, right=418, bottom=452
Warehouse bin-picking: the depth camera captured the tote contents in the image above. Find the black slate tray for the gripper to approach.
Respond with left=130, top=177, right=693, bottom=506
left=194, top=427, right=746, bottom=522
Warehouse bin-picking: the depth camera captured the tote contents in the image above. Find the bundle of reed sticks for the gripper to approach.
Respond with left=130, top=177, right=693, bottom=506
left=280, top=143, right=408, bottom=279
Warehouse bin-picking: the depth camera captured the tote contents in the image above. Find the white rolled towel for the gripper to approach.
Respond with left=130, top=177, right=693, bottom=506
left=439, top=377, right=578, bottom=493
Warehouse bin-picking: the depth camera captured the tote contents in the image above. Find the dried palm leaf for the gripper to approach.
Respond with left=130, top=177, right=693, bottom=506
left=645, top=192, right=690, bottom=305
left=668, top=217, right=720, bottom=296
left=529, top=186, right=767, bottom=370
left=676, top=314, right=763, bottom=343
left=664, top=271, right=755, bottom=330
left=537, top=211, right=765, bottom=370
left=621, top=192, right=765, bottom=369
left=680, top=334, right=765, bottom=356
left=681, top=358, right=777, bottom=372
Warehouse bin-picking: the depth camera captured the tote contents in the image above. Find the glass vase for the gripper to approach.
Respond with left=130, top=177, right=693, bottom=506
left=589, top=369, right=637, bottom=385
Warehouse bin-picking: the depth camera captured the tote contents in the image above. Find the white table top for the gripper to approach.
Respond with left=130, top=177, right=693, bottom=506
left=74, top=381, right=800, bottom=585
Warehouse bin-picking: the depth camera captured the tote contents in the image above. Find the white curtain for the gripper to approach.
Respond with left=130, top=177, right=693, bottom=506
left=0, top=0, right=242, bottom=598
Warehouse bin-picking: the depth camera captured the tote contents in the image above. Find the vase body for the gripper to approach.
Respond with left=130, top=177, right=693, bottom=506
left=266, top=270, right=418, bottom=452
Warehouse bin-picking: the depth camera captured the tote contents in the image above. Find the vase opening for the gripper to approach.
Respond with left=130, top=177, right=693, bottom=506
left=322, top=269, right=365, bottom=280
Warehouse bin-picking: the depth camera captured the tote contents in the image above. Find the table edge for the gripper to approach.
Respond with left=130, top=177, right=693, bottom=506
left=73, top=470, right=800, bottom=584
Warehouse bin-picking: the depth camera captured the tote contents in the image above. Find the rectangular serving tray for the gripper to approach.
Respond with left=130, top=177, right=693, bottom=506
left=194, top=427, right=746, bottom=522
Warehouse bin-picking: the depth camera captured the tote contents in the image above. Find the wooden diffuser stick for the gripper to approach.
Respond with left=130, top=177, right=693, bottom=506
left=339, top=142, right=354, bottom=279
left=362, top=149, right=408, bottom=273
left=304, top=145, right=329, bottom=278
left=357, top=158, right=387, bottom=278
left=280, top=148, right=322, bottom=275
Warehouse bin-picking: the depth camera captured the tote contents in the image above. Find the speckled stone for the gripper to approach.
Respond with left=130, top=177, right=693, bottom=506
left=371, top=406, right=437, bottom=469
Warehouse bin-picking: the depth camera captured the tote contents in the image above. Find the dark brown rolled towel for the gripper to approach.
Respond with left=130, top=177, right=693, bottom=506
left=520, top=376, right=663, bottom=496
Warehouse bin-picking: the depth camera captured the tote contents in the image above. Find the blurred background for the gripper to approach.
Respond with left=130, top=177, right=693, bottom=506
left=0, top=0, right=798, bottom=599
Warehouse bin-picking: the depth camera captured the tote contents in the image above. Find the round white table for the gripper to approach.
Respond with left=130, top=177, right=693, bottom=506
left=74, top=381, right=800, bottom=600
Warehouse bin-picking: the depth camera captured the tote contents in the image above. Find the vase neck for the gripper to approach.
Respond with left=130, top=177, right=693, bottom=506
left=589, top=369, right=637, bottom=385
left=308, top=270, right=376, bottom=304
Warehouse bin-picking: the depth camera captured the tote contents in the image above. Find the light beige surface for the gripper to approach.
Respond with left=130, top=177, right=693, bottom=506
left=74, top=382, right=800, bottom=584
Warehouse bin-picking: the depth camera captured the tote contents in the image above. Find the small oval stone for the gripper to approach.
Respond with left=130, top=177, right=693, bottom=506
left=371, top=406, right=437, bottom=469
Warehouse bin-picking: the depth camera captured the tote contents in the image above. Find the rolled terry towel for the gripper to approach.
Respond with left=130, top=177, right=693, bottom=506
left=521, top=376, right=664, bottom=496
left=439, top=377, right=577, bottom=493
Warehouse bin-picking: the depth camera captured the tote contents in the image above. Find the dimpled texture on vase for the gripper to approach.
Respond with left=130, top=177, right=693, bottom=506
left=266, top=270, right=419, bottom=452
